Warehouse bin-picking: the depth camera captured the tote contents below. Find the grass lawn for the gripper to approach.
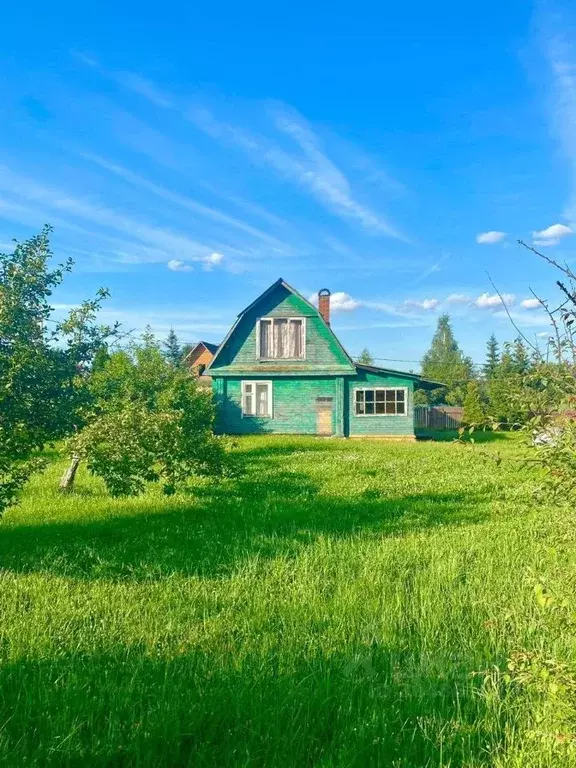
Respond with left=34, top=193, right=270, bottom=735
left=1, top=434, right=576, bottom=766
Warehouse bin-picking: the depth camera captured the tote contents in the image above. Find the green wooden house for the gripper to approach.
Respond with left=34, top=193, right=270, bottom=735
left=206, top=279, right=442, bottom=439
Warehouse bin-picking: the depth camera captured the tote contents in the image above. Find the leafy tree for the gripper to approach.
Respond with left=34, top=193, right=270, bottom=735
left=483, top=334, right=500, bottom=379
left=70, top=336, right=230, bottom=496
left=0, top=227, right=116, bottom=514
left=356, top=347, right=375, bottom=365
left=164, top=328, right=182, bottom=367
left=419, top=314, right=474, bottom=405
left=462, top=381, right=486, bottom=426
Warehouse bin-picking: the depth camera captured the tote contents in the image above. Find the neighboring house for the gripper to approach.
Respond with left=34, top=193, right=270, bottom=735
left=206, top=279, right=442, bottom=439
left=183, top=341, right=219, bottom=385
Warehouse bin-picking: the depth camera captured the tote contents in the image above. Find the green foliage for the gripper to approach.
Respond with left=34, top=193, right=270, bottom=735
left=420, top=314, right=474, bottom=405
left=462, top=381, right=486, bottom=426
left=356, top=347, right=375, bottom=365
left=0, top=227, right=115, bottom=515
left=73, top=337, right=229, bottom=496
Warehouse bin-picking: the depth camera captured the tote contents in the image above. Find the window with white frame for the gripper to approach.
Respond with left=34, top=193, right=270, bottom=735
left=355, top=388, right=406, bottom=416
left=242, top=381, right=273, bottom=417
left=258, top=317, right=305, bottom=359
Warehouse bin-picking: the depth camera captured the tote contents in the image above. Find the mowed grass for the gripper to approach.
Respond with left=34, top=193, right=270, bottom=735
left=1, top=434, right=576, bottom=766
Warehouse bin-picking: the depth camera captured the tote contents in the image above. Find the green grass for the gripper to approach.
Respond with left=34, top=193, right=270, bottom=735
left=1, top=434, right=576, bottom=766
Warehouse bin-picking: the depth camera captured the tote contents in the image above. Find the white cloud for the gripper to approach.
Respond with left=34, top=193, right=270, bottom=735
left=167, top=259, right=193, bottom=272
left=532, top=223, right=572, bottom=246
left=475, top=292, right=515, bottom=309
left=476, top=231, right=507, bottom=244
left=309, top=291, right=361, bottom=312
left=520, top=297, right=541, bottom=309
left=402, top=298, right=439, bottom=311
left=445, top=293, right=472, bottom=304
left=202, top=251, right=224, bottom=271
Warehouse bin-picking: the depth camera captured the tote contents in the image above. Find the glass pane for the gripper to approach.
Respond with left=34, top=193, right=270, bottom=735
left=365, top=401, right=375, bottom=415
left=397, top=401, right=405, bottom=414
left=244, top=394, right=253, bottom=415
left=397, top=390, right=405, bottom=401
left=375, top=401, right=386, bottom=414
left=289, top=319, right=303, bottom=358
left=260, top=321, right=271, bottom=357
left=244, top=383, right=253, bottom=393
left=375, top=391, right=386, bottom=401
left=356, top=400, right=365, bottom=414
left=385, top=401, right=395, bottom=414
left=355, top=390, right=364, bottom=402
left=255, top=384, right=269, bottom=416
left=385, top=390, right=395, bottom=402
left=365, top=390, right=374, bottom=402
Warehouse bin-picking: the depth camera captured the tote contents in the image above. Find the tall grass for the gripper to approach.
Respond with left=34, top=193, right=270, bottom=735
left=1, top=434, right=575, bottom=766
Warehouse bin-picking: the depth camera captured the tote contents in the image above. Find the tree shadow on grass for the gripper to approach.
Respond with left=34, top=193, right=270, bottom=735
left=0, top=642, right=506, bottom=767
left=416, top=429, right=515, bottom=443
left=0, top=440, right=495, bottom=581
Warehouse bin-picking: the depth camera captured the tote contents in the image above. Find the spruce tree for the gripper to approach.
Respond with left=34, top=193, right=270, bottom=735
left=483, top=334, right=500, bottom=379
left=420, top=314, right=474, bottom=405
left=164, top=328, right=182, bottom=367
left=512, top=338, right=530, bottom=374
left=356, top=348, right=375, bottom=365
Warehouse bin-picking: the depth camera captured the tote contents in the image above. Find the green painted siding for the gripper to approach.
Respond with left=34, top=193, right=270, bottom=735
left=209, top=284, right=354, bottom=376
left=214, top=376, right=342, bottom=435
left=347, top=370, right=415, bottom=437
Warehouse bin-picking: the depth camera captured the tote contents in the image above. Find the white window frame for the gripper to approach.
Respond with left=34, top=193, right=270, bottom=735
left=241, top=380, right=273, bottom=418
left=256, top=317, right=306, bottom=360
left=354, top=387, right=408, bottom=417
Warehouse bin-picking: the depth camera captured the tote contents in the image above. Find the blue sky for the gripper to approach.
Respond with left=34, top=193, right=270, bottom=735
left=2, top=0, right=576, bottom=368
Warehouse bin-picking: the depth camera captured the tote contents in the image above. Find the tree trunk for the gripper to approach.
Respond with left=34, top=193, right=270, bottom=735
left=59, top=453, right=81, bottom=492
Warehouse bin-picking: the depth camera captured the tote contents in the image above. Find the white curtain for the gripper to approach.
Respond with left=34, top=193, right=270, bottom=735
left=274, top=319, right=288, bottom=358
left=289, top=319, right=302, bottom=358
left=255, top=383, right=269, bottom=416
left=260, top=320, right=271, bottom=357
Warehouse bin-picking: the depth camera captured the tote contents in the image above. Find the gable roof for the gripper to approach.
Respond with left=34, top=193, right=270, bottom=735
left=207, top=278, right=355, bottom=372
left=355, top=363, right=444, bottom=390
left=183, top=340, right=219, bottom=363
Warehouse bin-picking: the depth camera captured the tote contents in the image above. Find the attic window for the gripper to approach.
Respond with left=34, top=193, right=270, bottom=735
left=258, top=318, right=305, bottom=360
left=355, top=388, right=406, bottom=416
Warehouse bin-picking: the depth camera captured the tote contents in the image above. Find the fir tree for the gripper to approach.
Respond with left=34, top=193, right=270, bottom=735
left=420, top=314, right=474, bottom=405
left=163, top=328, right=181, bottom=367
left=483, top=334, right=500, bottom=379
left=512, top=338, right=530, bottom=374
left=356, top=348, right=375, bottom=365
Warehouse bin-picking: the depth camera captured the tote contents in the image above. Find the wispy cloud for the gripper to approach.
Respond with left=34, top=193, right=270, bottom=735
left=476, top=230, right=507, bottom=244
left=446, top=293, right=472, bottom=304
left=187, top=103, right=405, bottom=239
left=402, top=298, right=439, bottom=311
left=80, top=152, right=291, bottom=250
left=545, top=32, right=576, bottom=225
left=0, top=164, right=227, bottom=265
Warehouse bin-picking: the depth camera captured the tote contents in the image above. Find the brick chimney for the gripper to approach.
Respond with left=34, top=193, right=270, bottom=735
left=318, top=288, right=331, bottom=325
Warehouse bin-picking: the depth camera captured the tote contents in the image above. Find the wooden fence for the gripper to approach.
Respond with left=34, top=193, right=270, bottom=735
left=414, top=406, right=464, bottom=430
